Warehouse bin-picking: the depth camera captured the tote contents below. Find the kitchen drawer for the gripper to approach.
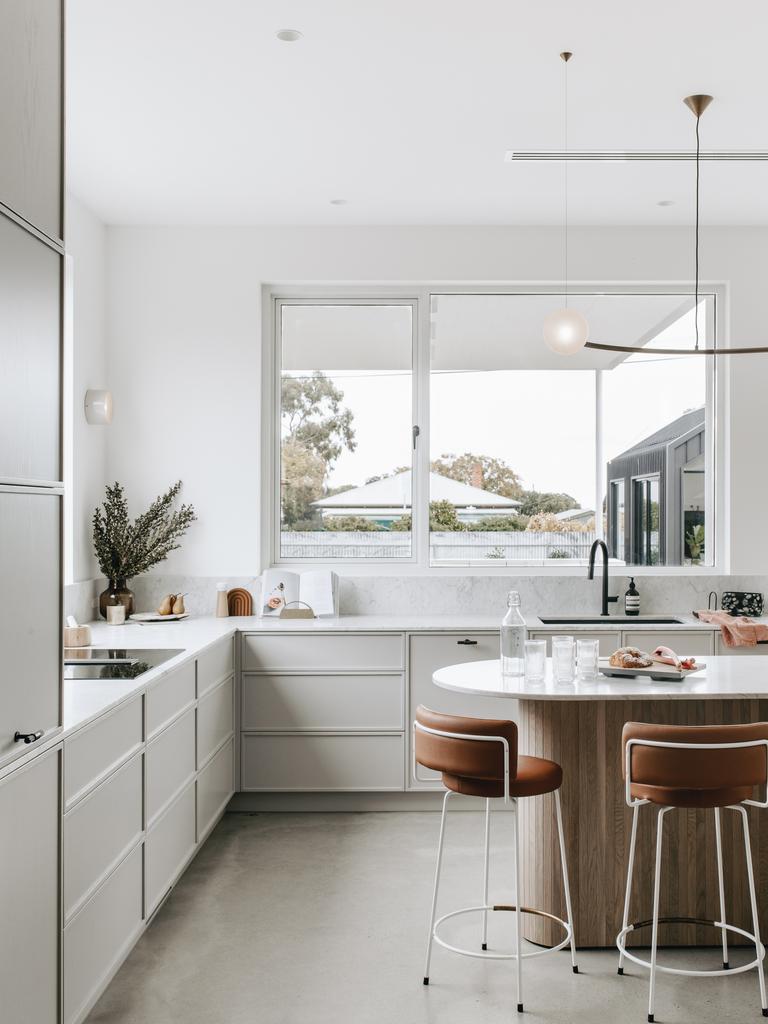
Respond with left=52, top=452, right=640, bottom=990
left=197, top=635, right=234, bottom=697
left=241, top=733, right=404, bottom=791
left=64, top=752, right=143, bottom=922
left=409, top=633, right=508, bottom=787
left=145, top=781, right=196, bottom=915
left=242, top=632, right=404, bottom=673
left=716, top=635, right=768, bottom=656
left=63, top=843, right=143, bottom=1024
left=65, top=696, right=143, bottom=809
left=197, top=736, right=234, bottom=840
left=146, top=707, right=195, bottom=826
left=528, top=630, right=621, bottom=656
left=242, top=673, right=404, bottom=732
left=622, top=630, right=714, bottom=657
left=197, top=675, right=234, bottom=768
left=146, top=660, right=195, bottom=739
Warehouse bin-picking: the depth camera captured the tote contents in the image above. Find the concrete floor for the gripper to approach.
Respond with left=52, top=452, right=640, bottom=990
left=88, top=811, right=764, bottom=1024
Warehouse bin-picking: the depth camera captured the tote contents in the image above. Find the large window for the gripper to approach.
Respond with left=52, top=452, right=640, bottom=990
left=270, top=290, right=716, bottom=568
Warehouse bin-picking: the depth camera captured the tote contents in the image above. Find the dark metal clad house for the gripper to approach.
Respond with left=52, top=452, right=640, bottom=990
left=606, top=407, right=706, bottom=566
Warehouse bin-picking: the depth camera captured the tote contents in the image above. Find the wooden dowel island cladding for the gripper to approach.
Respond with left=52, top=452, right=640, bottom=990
left=517, top=697, right=768, bottom=948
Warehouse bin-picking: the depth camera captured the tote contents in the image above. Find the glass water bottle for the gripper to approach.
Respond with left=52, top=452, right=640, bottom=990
left=500, top=590, right=526, bottom=677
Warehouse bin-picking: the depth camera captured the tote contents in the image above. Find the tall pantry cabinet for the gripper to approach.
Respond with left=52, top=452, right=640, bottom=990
left=0, top=2, right=65, bottom=1022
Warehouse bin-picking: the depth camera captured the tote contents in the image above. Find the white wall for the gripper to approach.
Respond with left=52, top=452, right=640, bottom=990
left=103, top=224, right=768, bottom=576
left=66, top=194, right=108, bottom=582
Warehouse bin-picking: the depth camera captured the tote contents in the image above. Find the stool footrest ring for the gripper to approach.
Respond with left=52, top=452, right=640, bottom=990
left=616, top=917, right=766, bottom=978
left=433, top=904, right=572, bottom=962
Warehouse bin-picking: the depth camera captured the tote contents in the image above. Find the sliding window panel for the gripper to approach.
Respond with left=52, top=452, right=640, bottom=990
left=278, top=301, right=415, bottom=561
left=0, top=488, right=61, bottom=765
left=0, top=214, right=62, bottom=484
left=0, top=0, right=63, bottom=241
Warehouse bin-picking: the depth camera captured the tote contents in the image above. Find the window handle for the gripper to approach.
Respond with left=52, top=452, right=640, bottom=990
left=412, top=425, right=420, bottom=449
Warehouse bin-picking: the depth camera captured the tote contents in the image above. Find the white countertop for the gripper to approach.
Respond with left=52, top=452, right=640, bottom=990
left=433, top=657, right=768, bottom=701
left=59, top=611, right=763, bottom=741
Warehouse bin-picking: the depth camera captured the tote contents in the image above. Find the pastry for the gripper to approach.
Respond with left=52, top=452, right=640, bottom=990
left=609, top=646, right=653, bottom=669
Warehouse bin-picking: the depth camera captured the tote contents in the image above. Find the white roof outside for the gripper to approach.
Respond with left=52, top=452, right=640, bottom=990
left=313, top=470, right=520, bottom=511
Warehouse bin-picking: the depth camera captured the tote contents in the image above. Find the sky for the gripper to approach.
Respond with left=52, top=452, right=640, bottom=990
left=285, top=303, right=708, bottom=512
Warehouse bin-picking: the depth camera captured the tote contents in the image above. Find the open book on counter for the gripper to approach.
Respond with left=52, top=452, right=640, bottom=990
left=258, top=569, right=339, bottom=617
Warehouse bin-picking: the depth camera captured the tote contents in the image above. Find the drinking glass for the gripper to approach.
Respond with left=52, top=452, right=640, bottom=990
left=576, top=638, right=600, bottom=680
left=552, top=635, right=576, bottom=684
left=524, top=639, right=547, bottom=682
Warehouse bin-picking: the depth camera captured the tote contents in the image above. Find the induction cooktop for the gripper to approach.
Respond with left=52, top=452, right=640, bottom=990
left=63, top=648, right=183, bottom=681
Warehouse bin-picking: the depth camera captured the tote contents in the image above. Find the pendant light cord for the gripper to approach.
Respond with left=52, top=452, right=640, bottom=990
left=694, top=114, right=701, bottom=350
left=564, top=56, right=569, bottom=306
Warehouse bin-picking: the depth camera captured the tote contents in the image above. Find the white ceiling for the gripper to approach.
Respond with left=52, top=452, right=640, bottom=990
left=66, top=0, right=768, bottom=225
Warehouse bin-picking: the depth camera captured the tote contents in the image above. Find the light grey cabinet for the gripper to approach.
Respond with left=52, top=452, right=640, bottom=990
left=528, top=629, right=621, bottom=656
left=0, top=213, right=62, bottom=484
left=0, top=0, right=63, bottom=240
left=145, top=781, right=196, bottom=916
left=0, top=747, right=61, bottom=1024
left=623, top=630, right=714, bottom=657
left=408, top=632, right=506, bottom=787
left=0, top=488, right=61, bottom=767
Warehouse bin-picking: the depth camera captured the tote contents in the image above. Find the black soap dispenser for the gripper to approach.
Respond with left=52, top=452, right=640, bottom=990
left=625, top=577, right=640, bottom=617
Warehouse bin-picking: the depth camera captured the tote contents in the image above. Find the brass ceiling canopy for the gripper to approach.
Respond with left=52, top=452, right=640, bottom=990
left=683, top=94, right=714, bottom=118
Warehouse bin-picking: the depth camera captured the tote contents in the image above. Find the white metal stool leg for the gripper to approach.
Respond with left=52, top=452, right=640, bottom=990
left=618, top=802, right=640, bottom=976
left=554, top=789, right=578, bottom=973
left=734, top=805, right=768, bottom=1016
left=648, top=806, right=670, bottom=1024
left=423, top=790, right=452, bottom=985
left=714, top=807, right=729, bottom=970
left=513, top=798, right=523, bottom=1013
left=481, top=798, right=491, bottom=951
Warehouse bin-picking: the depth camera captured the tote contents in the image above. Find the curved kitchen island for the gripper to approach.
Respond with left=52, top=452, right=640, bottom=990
left=433, top=657, right=768, bottom=949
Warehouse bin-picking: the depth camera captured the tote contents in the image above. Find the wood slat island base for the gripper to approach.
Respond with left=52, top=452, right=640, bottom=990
left=519, top=697, right=768, bottom=948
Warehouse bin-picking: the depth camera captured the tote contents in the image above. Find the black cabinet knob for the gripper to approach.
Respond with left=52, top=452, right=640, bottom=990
left=14, top=730, right=43, bottom=745
left=456, top=639, right=478, bottom=646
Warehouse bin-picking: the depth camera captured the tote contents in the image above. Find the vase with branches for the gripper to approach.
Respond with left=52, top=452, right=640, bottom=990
left=93, top=481, right=197, bottom=618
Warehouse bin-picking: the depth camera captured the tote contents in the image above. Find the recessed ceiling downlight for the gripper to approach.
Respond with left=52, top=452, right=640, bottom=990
left=657, top=199, right=675, bottom=207
left=276, top=28, right=303, bottom=42
left=330, top=198, right=348, bottom=206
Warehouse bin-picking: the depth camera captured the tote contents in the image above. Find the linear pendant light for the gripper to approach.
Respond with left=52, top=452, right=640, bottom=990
left=543, top=52, right=590, bottom=355
left=538, top=80, right=768, bottom=357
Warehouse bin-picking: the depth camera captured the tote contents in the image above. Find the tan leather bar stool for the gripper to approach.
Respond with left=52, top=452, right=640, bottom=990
left=618, top=722, right=768, bottom=1023
left=414, top=705, right=577, bottom=1014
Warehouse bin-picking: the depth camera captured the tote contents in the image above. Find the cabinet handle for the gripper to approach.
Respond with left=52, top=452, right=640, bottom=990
left=14, top=730, right=43, bottom=745
left=456, top=639, right=478, bottom=646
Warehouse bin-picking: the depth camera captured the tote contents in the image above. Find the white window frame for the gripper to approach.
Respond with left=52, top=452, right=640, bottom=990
left=262, top=282, right=725, bottom=575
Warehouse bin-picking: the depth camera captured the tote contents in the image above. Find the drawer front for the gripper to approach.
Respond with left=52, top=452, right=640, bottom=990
left=65, top=696, right=143, bottom=808
left=146, top=660, right=196, bottom=739
left=242, top=673, right=404, bottom=732
left=145, top=781, right=196, bottom=915
left=64, top=753, right=143, bottom=922
left=63, top=844, right=143, bottom=1024
left=622, top=630, right=714, bottom=657
left=409, top=633, right=507, bottom=786
left=146, top=708, right=196, bottom=826
left=197, top=737, right=234, bottom=840
left=197, top=636, right=234, bottom=697
left=242, top=633, right=403, bottom=673
left=197, top=676, right=234, bottom=768
left=528, top=630, right=622, bottom=656
left=241, top=734, right=404, bottom=791
left=716, top=635, right=768, bottom=656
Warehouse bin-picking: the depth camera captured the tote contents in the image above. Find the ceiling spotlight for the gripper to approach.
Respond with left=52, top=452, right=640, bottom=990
left=329, top=198, right=348, bottom=206
left=276, top=28, right=303, bottom=42
left=657, top=199, right=675, bottom=207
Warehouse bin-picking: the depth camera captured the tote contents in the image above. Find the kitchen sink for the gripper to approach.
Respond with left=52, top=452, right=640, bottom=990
left=538, top=616, right=683, bottom=625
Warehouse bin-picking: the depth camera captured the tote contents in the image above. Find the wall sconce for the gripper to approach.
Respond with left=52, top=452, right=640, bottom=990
left=84, top=389, right=113, bottom=425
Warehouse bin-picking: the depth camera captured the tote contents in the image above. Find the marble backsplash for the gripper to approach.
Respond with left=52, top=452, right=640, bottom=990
left=67, top=573, right=768, bottom=621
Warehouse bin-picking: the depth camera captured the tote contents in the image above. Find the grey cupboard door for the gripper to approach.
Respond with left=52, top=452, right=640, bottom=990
left=0, top=746, right=61, bottom=1024
left=0, top=488, right=61, bottom=766
left=0, top=213, right=61, bottom=483
left=0, top=0, right=63, bottom=240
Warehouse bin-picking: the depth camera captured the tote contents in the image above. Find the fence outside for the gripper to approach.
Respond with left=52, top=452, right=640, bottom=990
left=280, top=529, right=597, bottom=561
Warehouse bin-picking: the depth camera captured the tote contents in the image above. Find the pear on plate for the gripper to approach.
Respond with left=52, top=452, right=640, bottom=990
left=172, top=594, right=186, bottom=615
left=157, top=594, right=173, bottom=616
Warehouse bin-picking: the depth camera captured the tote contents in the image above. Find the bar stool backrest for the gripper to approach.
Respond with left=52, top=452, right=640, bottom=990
left=415, top=705, right=518, bottom=780
left=622, top=721, right=768, bottom=793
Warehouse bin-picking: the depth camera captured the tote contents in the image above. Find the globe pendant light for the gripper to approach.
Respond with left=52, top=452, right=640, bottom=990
left=543, top=51, right=589, bottom=355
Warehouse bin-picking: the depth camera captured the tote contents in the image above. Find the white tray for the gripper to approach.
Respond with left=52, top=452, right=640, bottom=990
left=598, top=657, right=705, bottom=682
